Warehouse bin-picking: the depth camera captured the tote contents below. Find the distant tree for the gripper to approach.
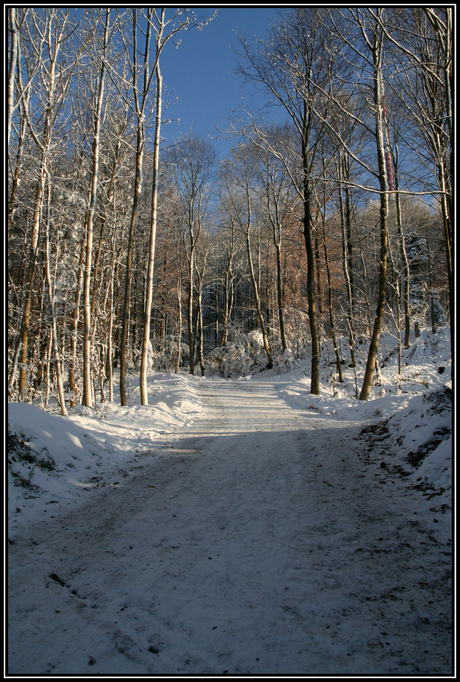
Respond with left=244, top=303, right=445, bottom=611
left=218, top=142, right=273, bottom=368
left=164, top=137, right=217, bottom=375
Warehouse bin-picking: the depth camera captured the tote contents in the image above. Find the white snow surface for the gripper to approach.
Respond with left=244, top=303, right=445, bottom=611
left=7, top=327, right=453, bottom=675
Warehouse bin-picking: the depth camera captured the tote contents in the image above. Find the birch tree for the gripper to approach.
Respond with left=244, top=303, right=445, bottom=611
left=139, top=9, right=216, bottom=402
left=82, top=9, right=111, bottom=407
left=9, top=9, right=86, bottom=399
left=119, top=8, right=155, bottom=406
left=342, top=9, right=392, bottom=401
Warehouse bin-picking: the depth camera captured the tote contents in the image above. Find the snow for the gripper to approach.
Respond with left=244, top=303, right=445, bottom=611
left=7, top=327, right=453, bottom=675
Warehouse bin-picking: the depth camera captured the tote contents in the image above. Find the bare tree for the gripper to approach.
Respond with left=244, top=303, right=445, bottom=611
left=139, top=9, right=216, bottom=402
left=119, top=9, right=156, bottom=406
left=82, top=9, right=111, bottom=407
left=237, top=8, right=335, bottom=393
left=256, top=126, right=296, bottom=354
left=9, top=9, right=87, bottom=399
left=381, top=8, right=452, bottom=349
left=43, top=174, right=67, bottom=415
left=351, top=10, right=391, bottom=401
left=308, top=9, right=395, bottom=399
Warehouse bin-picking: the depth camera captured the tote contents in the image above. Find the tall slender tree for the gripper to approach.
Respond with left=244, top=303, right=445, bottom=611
left=237, top=8, right=334, bottom=393
left=139, top=9, right=216, bottom=402
left=82, top=9, right=111, bottom=407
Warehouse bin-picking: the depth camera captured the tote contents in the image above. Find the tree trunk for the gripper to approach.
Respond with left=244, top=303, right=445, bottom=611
left=359, top=35, right=389, bottom=401
left=395, top=188, right=411, bottom=348
left=140, top=62, right=162, bottom=404
left=338, top=156, right=357, bottom=368
left=44, top=176, right=67, bottom=416
left=107, top=257, right=114, bottom=402
left=69, top=237, right=85, bottom=407
left=187, top=250, right=195, bottom=375
left=175, top=275, right=182, bottom=373
left=275, top=242, right=287, bottom=353
left=321, top=207, right=343, bottom=383
left=196, top=282, right=205, bottom=376
left=17, top=167, right=47, bottom=398
left=8, top=105, right=28, bottom=238
left=7, top=8, right=19, bottom=147
left=121, top=11, right=152, bottom=405
left=246, top=231, right=272, bottom=367
left=302, top=136, right=320, bottom=394
left=121, top=126, right=144, bottom=405
left=82, top=15, right=108, bottom=407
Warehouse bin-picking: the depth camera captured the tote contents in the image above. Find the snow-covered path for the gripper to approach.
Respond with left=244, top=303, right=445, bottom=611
left=8, top=379, right=452, bottom=675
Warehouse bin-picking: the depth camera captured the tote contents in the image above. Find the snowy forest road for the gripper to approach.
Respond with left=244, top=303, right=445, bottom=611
left=8, top=379, right=452, bottom=675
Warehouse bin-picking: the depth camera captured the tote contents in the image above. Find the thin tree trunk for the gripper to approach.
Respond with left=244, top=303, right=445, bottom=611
left=187, top=251, right=195, bottom=375
left=321, top=208, right=343, bottom=383
left=17, top=166, right=47, bottom=398
left=196, top=282, right=205, bottom=376
left=7, top=8, right=19, bottom=148
left=82, top=9, right=109, bottom=407
left=359, top=34, right=389, bottom=401
left=107, top=261, right=114, bottom=402
left=175, top=275, right=182, bottom=373
left=246, top=230, right=272, bottom=367
left=140, top=62, right=162, bottom=404
left=121, top=10, right=152, bottom=405
left=338, top=158, right=357, bottom=368
left=8, top=107, right=28, bottom=238
left=69, top=237, right=85, bottom=406
left=394, top=188, right=411, bottom=348
left=302, top=134, right=320, bottom=394
left=44, top=176, right=67, bottom=415
left=121, top=125, right=144, bottom=405
left=44, top=332, right=52, bottom=410
left=275, top=242, right=287, bottom=353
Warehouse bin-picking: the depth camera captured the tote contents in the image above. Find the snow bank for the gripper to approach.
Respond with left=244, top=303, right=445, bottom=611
left=272, top=328, right=452, bottom=500
left=7, top=372, right=205, bottom=525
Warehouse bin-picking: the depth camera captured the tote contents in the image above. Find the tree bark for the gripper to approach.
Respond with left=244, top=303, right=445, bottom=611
left=121, top=9, right=152, bottom=405
left=302, top=132, right=320, bottom=394
left=69, top=237, right=85, bottom=406
left=44, top=176, right=67, bottom=416
left=338, top=153, right=357, bottom=368
left=359, top=26, right=389, bottom=401
left=140, top=62, right=162, bottom=404
left=186, top=247, right=195, bottom=375
left=82, top=10, right=109, bottom=407
left=121, top=125, right=144, bottom=405
left=246, top=229, right=273, bottom=368
left=7, top=8, right=19, bottom=147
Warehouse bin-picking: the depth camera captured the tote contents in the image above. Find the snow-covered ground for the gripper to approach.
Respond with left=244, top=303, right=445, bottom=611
left=7, top=327, right=453, bottom=675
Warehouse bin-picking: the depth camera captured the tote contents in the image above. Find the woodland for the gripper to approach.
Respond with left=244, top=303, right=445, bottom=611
left=7, top=7, right=453, bottom=415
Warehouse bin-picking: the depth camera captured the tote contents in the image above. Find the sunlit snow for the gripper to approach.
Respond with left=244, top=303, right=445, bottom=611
left=7, top=326, right=452, bottom=675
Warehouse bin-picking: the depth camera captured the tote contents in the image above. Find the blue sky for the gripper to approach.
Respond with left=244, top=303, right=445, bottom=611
left=159, top=7, right=285, bottom=158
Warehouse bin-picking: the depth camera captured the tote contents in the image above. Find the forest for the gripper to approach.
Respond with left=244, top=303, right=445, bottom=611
left=7, top=7, right=452, bottom=415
